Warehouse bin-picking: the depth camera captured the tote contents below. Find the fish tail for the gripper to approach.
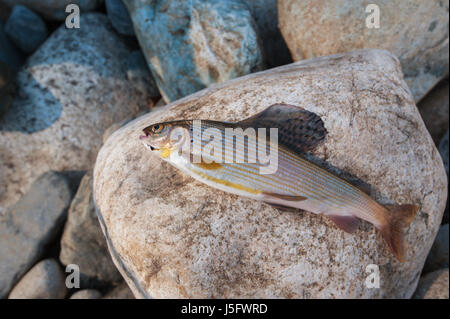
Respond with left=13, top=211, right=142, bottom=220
left=379, top=204, right=418, bottom=262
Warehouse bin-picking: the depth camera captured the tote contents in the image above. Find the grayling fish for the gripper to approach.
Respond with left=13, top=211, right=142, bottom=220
left=139, top=104, right=418, bottom=262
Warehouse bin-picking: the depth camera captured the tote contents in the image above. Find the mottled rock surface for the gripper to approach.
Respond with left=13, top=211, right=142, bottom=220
left=0, top=0, right=102, bottom=20
left=8, top=259, right=67, bottom=299
left=60, top=173, right=122, bottom=288
left=124, top=0, right=264, bottom=102
left=0, top=172, right=72, bottom=298
left=94, top=49, right=447, bottom=298
left=5, top=5, right=48, bottom=53
left=278, top=0, right=449, bottom=102
left=106, top=0, right=135, bottom=36
left=413, top=268, right=449, bottom=299
left=424, top=224, right=449, bottom=274
left=242, top=0, right=292, bottom=67
left=418, top=79, right=449, bottom=144
left=0, top=13, right=156, bottom=216
left=70, top=289, right=102, bottom=299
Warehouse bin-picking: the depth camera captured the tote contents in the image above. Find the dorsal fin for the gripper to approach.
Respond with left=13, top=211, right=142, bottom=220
left=236, top=104, right=327, bottom=154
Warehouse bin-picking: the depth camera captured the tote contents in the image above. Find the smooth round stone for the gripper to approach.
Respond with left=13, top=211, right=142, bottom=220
left=278, top=0, right=449, bottom=102
left=93, top=49, right=447, bottom=298
left=8, top=259, right=67, bottom=299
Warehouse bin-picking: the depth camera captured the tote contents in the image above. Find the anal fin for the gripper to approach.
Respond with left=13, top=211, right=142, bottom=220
left=327, top=215, right=360, bottom=233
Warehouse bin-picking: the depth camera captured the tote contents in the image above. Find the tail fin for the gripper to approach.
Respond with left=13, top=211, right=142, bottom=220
left=380, top=204, right=418, bottom=262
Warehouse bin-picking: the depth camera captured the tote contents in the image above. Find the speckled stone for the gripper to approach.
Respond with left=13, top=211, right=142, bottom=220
left=8, top=259, right=67, bottom=299
left=0, top=172, right=73, bottom=298
left=278, top=0, right=449, bottom=102
left=123, top=0, right=264, bottom=102
left=93, top=50, right=447, bottom=298
left=0, top=13, right=156, bottom=217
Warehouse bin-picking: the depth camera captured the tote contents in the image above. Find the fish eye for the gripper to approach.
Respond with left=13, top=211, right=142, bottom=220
left=151, top=124, right=164, bottom=134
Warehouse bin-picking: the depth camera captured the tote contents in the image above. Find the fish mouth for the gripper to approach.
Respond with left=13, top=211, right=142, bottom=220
left=139, top=134, right=159, bottom=151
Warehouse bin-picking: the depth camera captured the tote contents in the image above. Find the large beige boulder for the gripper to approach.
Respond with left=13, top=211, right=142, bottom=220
left=278, top=0, right=449, bottom=102
left=93, top=49, right=447, bottom=298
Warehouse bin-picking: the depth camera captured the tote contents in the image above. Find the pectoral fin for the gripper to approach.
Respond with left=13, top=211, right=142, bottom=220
left=237, top=104, right=327, bottom=154
left=327, top=215, right=360, bottom=233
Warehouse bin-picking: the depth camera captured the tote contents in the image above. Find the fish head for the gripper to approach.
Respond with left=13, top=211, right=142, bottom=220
left=140, top=121, right=191, bottom=158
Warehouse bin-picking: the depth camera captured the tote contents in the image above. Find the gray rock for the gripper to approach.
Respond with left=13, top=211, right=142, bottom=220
left=106, top=0, right=135, bottom=36
left=418, top=79, right=449, bottom=144
left=102, top=282, right=135, bottom=299
left=242, top=0, right=292, bottom=68
left=0, top=172, right=73, bottom=298
left=8, top=259, right=67, bottom=299
left=5, top=5, right=48, bottom=53
left=424, top=224, right=449, bottom=274
left=70, top=289, right=102, bottom=299
left=0, top=13, right=157, bottom=217
left=0, top=22, right=23, bottom=70
left=60, top=173, right=123, bottom=288
left=123, top=0, right=264, bottom=102
left=0, top=0, right=102, bottom=21
left=278, top=0, right=449, bottom=102
left=93, top=49, right=447, bottom=298
left=413, top=268, right=449, bottom=299
left=439, top=129, right=449, bottom=176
